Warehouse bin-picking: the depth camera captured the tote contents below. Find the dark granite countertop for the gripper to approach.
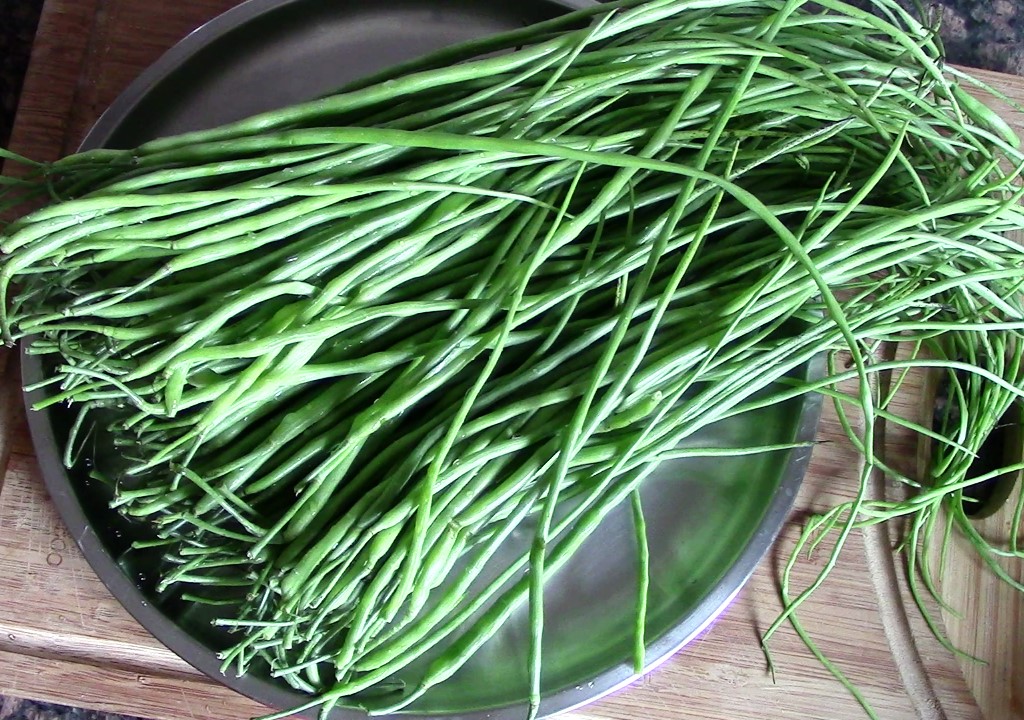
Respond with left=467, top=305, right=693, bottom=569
left=865, top=0, right=1024, bottom=74
left=936, top=0, right=1024, bottom=74
left=0, top=699, right=144, bottom=720
left=0, top=1, right=1022, bottom=719
left=0, top=0, right=43, bottom=147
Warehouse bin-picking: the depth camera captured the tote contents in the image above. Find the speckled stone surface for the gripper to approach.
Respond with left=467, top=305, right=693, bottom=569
left=0, top=1, right=1022, bottom=719
left=0, top=0, right=43, bottom=146
left=0, top=698, right=144, bottom=720
left=939, top=0, right=1024, bottom=74
left=855, top=0, right=1024, bottom=74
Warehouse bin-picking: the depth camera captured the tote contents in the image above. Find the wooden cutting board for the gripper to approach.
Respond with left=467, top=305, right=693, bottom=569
left=1, top=2, right=1022, bottom=719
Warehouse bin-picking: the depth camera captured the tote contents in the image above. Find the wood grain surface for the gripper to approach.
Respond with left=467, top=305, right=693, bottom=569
left=0, top=2, right=1022, bottom=719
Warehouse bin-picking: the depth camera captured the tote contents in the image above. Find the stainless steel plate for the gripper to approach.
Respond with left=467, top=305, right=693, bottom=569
left=21, top=1, right=824, bottom=717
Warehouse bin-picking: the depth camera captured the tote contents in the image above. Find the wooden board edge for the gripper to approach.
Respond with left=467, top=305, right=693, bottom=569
left=0, top=647, right=284, bottom=720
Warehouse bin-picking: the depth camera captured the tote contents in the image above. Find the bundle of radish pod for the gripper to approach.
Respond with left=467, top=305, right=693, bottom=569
left=2, top=0, right=1024, bottom=717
